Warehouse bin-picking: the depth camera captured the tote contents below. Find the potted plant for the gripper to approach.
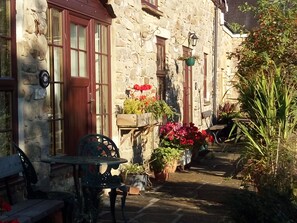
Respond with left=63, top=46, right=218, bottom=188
left=120, top=163, right=149, bottom=191
left=159, top=122, right=215, bottom=168
left=116, top=84, right=175, bottom=127
left=149, top=147, right=182, bottom=181
left=177, top=55, right=199, bottom=66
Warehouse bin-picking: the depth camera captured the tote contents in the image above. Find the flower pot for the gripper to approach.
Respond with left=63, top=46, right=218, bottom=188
left=124, top=174, right=148, bottom=191
left=154, top=170, right=169, bottom=182
left=179, top=149, right=192, bottom=166
left=185, top=57, right=195, bottom=66
left=165, top=159, right=178, bottom=173
left=116, top=113, right=151, bottom=127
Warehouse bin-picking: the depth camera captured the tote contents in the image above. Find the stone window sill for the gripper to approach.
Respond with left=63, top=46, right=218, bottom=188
left=141, top=2, right=163, bottom=18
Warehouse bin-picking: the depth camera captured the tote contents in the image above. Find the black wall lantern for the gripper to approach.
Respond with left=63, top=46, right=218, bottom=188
left=188, top=32, right=198, bottom=47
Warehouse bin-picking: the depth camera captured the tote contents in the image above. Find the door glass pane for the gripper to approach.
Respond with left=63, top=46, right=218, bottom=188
left=55, top=120, right=63, bottom=154
left=79, top=51, right=86, bottom=77
left=0, top=91, right=12, bottom=156
left=79, top=26, right=86, bottom=50
left=71, top=50, right=78, bottom=76
left=70, top=23, right=87, bottom=77
left=70, top=24, right=77, bottom=48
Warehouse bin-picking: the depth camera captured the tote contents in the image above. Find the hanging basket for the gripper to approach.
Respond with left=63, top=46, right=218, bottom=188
left=185, top=57, right=195, bottom=66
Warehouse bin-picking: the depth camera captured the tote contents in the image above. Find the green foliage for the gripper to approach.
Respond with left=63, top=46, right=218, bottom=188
left=235, top=63, right=297, bottom=193
left=123, top=97, right=175, bottom=120
left=217, top=102, right=240, bottom=124
left=149, top=147, right=181, bottom=173
left=232, top=0, right=297, bottom=81
left=229, top=190, right=297, bottom=223
left=120, top=163, right=146, bottom=175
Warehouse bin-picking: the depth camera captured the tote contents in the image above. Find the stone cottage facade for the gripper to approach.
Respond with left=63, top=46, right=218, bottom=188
left=0, top=0, right=244, bottom=190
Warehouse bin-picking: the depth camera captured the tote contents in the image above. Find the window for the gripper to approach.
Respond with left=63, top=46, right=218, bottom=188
left=142, top=0, right=157, bottom=7
left=156, top=37, right=166, bottom=100
left=203, top=53, right=209, bottom=101
left=94, top=23, right=111, bottom=135
left=0, top=0, right=17, bottom=155
left=141, top=0, right=163, bottom=17
left=46, top=8, right=64, bottom=154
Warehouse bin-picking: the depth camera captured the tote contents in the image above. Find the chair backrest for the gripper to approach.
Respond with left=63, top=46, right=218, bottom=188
left=13, top=143, right=38, bottom=195
left=78, top=134, right=122, bottom=188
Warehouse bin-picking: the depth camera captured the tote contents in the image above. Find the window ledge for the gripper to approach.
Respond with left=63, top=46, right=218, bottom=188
left=141, top=3, right=163, bottom=18
left=204, top=100, right=211, bottom=106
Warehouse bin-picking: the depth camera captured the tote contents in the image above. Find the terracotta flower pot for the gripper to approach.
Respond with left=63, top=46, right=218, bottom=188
left=165, top=159, right=178, bottom=173
left=154, top=170, right=169, bottom=182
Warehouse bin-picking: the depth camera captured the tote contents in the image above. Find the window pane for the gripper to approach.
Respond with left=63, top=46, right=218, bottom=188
left=0, top=91, right=12, bottom=156
left=0, top=0, right=10, bottom=36
left=102, top=85, right=108, bottom=114
left=71, top=50, right=78, bottom=76
left=96, top=85, right=100, bottom=114
left=95, top=54, right=101, bottom=82
left=95, top=24, right=101, bottom=53
left=0, top=39, right=11, bottom=77
left=96, top=116, right=102, bottom=134
left=49, top=120, right=64, bottom=155
left=52, top=9, right=62, bottom=45
left=53, top=47, right=63, bottom=81
left=101, top=55, right=108, bottom=84
left=102, top=115, right=109, bottom=135
left=54, top=84, right=63, bottom=119
left=101, top=26, right=107, bottom=54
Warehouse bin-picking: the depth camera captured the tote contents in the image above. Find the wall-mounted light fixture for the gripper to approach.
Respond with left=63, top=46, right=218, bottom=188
left=188, top=32, right=198, bottom=47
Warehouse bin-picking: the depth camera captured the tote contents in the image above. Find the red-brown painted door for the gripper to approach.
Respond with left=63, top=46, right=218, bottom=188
left=183, top=47, right=193, bottom=124
left=65, top=16, right=94, bottom=155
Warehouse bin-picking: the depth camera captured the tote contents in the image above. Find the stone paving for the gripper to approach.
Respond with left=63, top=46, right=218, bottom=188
left=98, top=144, right=243, bottom=223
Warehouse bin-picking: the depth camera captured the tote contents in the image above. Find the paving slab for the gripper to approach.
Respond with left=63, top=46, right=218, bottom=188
left=98, top=145, right=243, bottom=223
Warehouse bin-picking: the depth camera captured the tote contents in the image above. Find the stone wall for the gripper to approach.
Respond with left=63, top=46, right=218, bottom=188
left=110, top=0, right=238, bottom=161
left=16, top=0, right=52, bottom=188
left=14, top=0, right=242, bottom=189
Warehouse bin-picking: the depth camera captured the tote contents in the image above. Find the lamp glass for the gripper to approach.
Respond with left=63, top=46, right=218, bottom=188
left=190, top=33, right=198, bottom=46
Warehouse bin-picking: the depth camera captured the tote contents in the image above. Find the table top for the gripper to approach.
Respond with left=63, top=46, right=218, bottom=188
left=41, top=155, right=128, bottom=166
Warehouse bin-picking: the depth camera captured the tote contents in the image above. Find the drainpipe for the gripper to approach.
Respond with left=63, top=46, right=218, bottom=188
left=213, top=5, right=219, bottom=118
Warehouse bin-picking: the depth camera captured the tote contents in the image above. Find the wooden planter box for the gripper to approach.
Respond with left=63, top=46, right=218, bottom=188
left=116, top=113, right=152, bottom=127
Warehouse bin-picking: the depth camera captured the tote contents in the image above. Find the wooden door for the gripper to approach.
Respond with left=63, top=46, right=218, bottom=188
left=182, top=47, right=193, bottom=124
left=65, top=16, right=94, bottom=155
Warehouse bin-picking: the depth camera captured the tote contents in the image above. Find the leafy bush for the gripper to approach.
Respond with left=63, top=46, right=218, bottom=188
left=229, top=189, right=297, bottom=223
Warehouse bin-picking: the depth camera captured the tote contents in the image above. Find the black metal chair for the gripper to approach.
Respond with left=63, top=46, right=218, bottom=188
left=78, top=134, right=127, bottom=223
left=13, top=143, right=77, bottom=223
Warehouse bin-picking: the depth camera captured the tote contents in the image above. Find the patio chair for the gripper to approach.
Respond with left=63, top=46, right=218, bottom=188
left=78, top=134, right=127, bottom=223
left=13, top=143, right=77, bottom=223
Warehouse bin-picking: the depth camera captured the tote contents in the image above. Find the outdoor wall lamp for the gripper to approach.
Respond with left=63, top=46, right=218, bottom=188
left=188, top=32, right=198, bottom=47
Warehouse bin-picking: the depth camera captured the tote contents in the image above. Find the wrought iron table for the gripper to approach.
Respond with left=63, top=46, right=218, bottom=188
left=41, top=155, right=128, bottom=222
